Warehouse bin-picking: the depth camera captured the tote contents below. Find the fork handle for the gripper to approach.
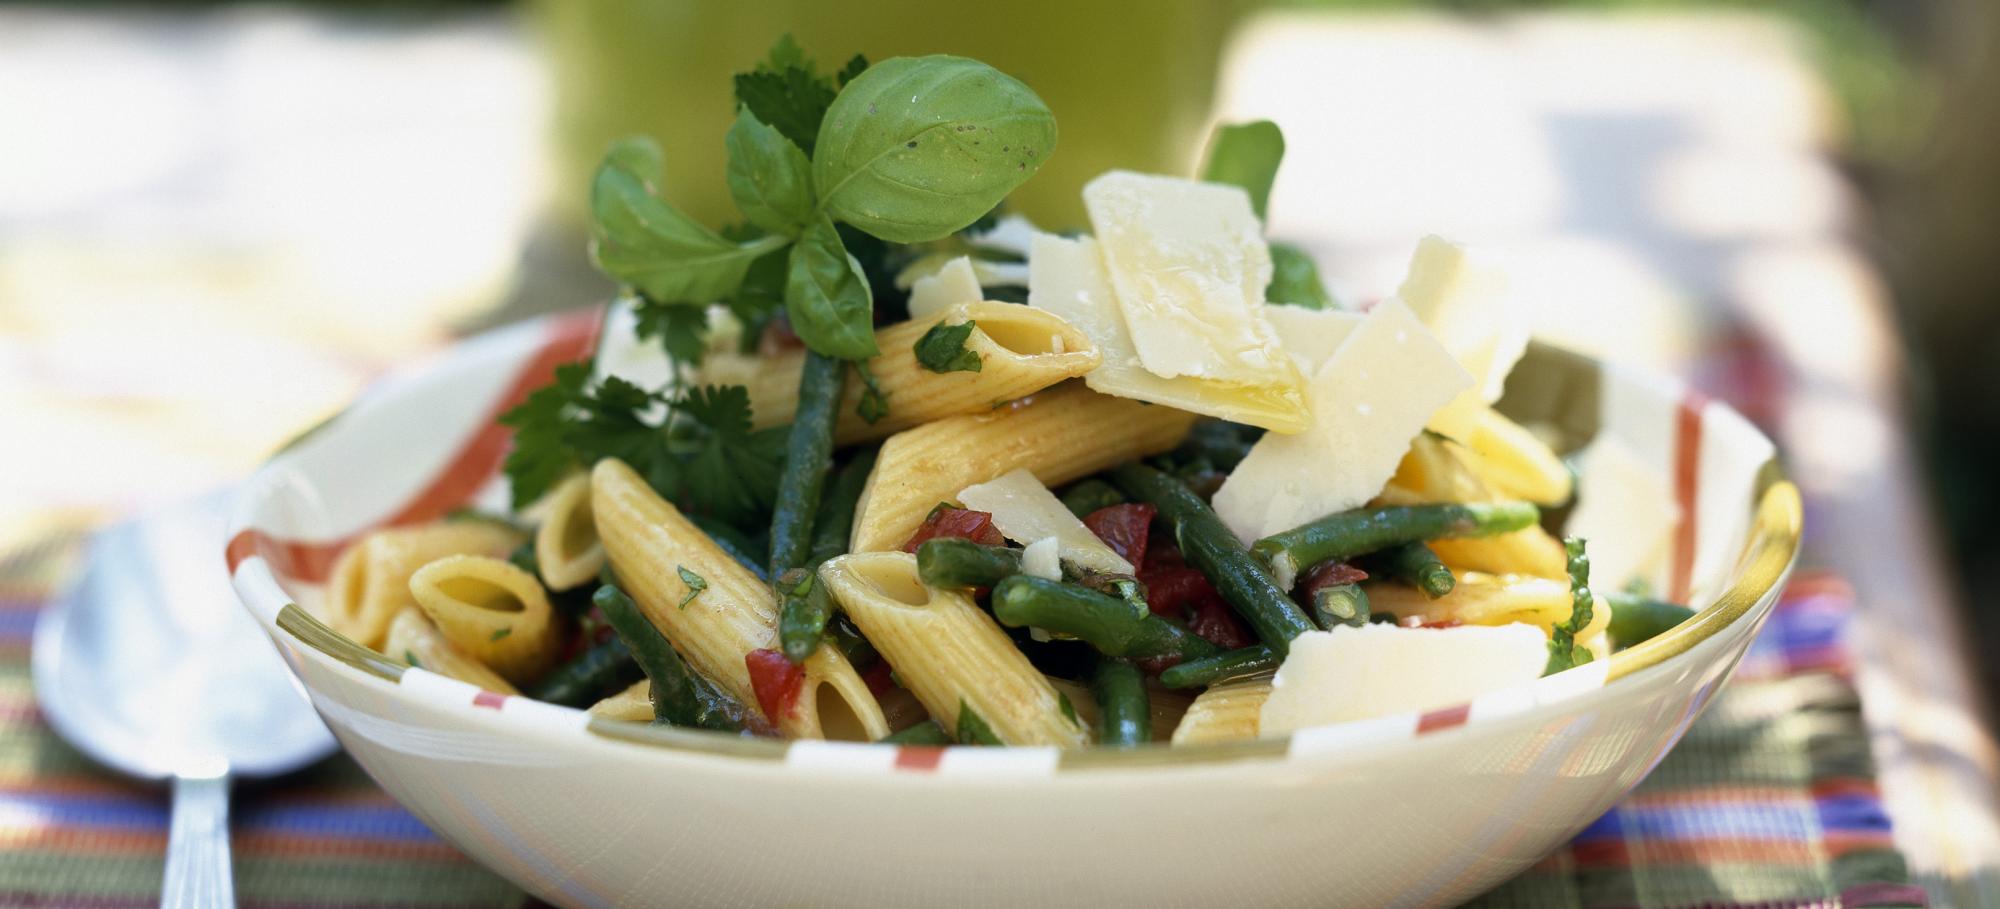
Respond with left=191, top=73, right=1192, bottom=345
left=162, top=772, right=234, bottom=909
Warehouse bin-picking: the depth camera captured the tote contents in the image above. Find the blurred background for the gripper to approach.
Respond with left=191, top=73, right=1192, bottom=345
left=2, top=0, right=1996, bottom=902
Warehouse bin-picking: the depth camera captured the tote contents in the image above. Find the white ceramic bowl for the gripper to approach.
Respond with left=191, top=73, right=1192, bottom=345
left=227, top=310, right=1800, bottom=909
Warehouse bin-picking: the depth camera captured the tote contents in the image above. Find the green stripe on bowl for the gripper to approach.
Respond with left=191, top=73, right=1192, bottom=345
left=277, top=603, right=408, bottom=683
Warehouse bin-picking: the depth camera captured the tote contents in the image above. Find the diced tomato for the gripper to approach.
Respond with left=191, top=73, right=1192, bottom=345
left=901, top=506, right=1005, bottom=552
left=745, top=648, right=806, bottom=722
left=1138, top=565, right=1216, bottom=618
left=1297, top=560, right=1369, bottom=596
left=1082, top=503, right=1155, bottom=566
left=860, top=660, right=896, bottom=698
left=1189, top=597, right=1255, bottom=649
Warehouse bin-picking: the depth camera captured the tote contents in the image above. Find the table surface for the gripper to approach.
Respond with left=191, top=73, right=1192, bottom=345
left=0, top=5, right=1993, bottom=905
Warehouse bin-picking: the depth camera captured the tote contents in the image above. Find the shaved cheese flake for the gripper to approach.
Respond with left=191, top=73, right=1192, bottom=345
left=958, top=468, right=1132, bottom=576
left=1028, top=233, right=1311, bottom=432
left=1259, top=623, right=1548, bottom=736
left=1083, top=171, right=1305, bottom=395
left=1396, top=236, right=1531, bottom=440
left=1566, top=434, right=1680, bottom=592
left=1213, top=298, right=1474, bottom=542
left=1263, top=306, right=1365, bottom=375
left=906, top=256, right=985, bottom=321
left=1021, top=537, right=1063, bottom=581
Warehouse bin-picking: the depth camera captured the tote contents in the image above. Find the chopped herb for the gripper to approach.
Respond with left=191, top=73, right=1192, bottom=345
left=403, top=650, right=422, bottom=669
left=1544, top=538, right=1596, bottom=674
left=489, top=627, right=513, bottom=642
left=1057, top=691, right=1080, bottom=728
left=854, top=359, right=890, bottom=423
left=677, top=565, right=709, bottom=609
left=955, top=699, right=1003, bottom=745
left=913, top=321, right=983, bottom=374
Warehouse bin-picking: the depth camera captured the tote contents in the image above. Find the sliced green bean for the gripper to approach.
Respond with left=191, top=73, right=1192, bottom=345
left=1059, top=477, right=1126, bottom=518
left=1253, top=502, right=1540, bottom=586
left=991, top=576, right=1220, bottom=662
left=777, top=568, right=837, bottom=664
left=1090, top=658, right=1150, bottom=746
left=1157, top=645, right=1279, bottom=689
left=1312, top=583, right=1371, bottom=629
left=1368, top=542, right=1455, bottom=599
left=592, top=585, right=741, bottom=731
left=806, top=446, right=877, bottom=568
left=916, top=538, right=1023, bottom=588
left=769, top=351, right=846, bottom=579
left=527, top=637, right=643, bottom=707
left=1605, top=592, right=1695, bottom=649
left=880, top=720, right=949, bottom=745
left=1110, top=462, right=1317, bottom=655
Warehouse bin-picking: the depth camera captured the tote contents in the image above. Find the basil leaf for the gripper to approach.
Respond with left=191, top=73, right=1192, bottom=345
left=1268, top=243, right=1334, bottom=310
left=784, top=214, right=880, bottom=359
left=814, top=56, right=1056, bottom=244
left=591, top=136, right=788, bottom=303
left=1200, top=120, right=1284, bottom=221
left=913, top=321, right=982, bottom=373
left=725, top=109, right=816, bottom=236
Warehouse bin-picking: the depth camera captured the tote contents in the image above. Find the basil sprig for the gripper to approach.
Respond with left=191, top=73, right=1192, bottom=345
left=588, top=38, right=1057, bottom=402
left=1197, top=119, right=1335, bottom=310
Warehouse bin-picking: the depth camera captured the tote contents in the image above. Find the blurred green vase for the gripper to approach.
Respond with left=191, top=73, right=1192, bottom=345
left=533, top=0, right=1242, bottom=231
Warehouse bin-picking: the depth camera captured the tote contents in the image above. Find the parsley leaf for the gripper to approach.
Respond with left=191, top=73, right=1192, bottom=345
left=676, top=385, right=788, bottom=527
left=835, top=53, right=869, bottom=88
left=759, top=34, right=812, bottom=74
left=676, top=565, right=708, bottom=609
left=631, top=295, right=711, bottom=367
left=499, top=362, right=669, bottom=507
left=733, top=66, right=837, bottom=156
left=913, top=320, right=982, bottom=373
left=1544, top=537, right=1597, bottom=675
left=854, top=359, right=890, bottom=424
left=955, top=699, right=1003, bottom=745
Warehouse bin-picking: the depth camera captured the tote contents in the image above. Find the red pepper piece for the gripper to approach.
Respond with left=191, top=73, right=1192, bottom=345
left=1082, top=503, right=1156, bottom=566
left=745, top=648, right=806, bottom=723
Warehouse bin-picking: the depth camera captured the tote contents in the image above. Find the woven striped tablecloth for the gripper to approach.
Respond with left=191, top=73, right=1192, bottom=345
left=0, top=530, right=1925, bottom=908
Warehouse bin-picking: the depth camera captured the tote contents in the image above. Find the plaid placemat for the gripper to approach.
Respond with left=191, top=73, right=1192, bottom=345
left=0, top=533, right=1925, bottom=908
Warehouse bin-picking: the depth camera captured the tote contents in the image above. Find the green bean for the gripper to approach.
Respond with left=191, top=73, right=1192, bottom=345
left=774, top=568, right=836, bottom=665
left=879, top=720, right=949, bottom=745
left=806, top=446, right=878, bottom=568
left=990, top=576, right=1221, bottom=662
left=1090, top=658, right=1150, bottom=746
left=1110, top=462, right=1317, bottom=655
left=769, top=351, right=847, bottom=579
left=1252, top=502, right=1540, bottom=586
left=1367, top=542, right=1455, bottom=599
left=1157, top=645, right=1279, bottom=689
left=1605, top=592, right=1695, bottom=649
left=1312, top=583, right=1371, bottom=629
left=688, top=515, right=769, bottom=582
left=916, top=538, right=1023, bottom=588
left=527, top=637, right=643, bottom=707
left=1173, top=420, right=1259, bottom=472
left=1059, top=478, right=1126, bottom=518
left=592, top=585, right=741, bottom=731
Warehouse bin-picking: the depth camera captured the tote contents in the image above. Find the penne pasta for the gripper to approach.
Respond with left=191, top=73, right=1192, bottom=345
left=1170, top=676, right=1273, bottom=746
left=1379, top=434, right=1569, bottom=579
left=1369, top=572, right=1611, bottom=643
left=1465, top=407, right=1573, bottom=505
left=408, top=555, right=567, bottom=684
left=818, top=552, right=1090, bottom=747
left=382, top=607, right=519, bottom=695
left=588, top=678, right=653, bottom=722
left=742, top=301, right=1100, bottom=445
left=591, top=458, right=889, bottom=741
left=533, top=471, right=606, bottom=591
left=850, top=382, right=1197, bottom=552
left=327, top=521, right=523, bottom=649
left=1045, top=676, right=1192, bottom=744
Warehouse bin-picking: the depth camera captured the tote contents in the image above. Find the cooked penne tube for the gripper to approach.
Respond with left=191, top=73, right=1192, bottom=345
left=850, top=382, right=1197, bottom=552
left=327, top=521, right=523, bottom=648
left=1466, top=407, right=1573, bottom=505
left=592, top=458, right=889, bottom=741
left=1379, top=434, right=1568, bottom=579
left=1369, top=572, right=1611, bottom=642
left=382, top=607, right=518, bottom=695
left=588, top=678, right=653, bottom=722
left=408, top=555, right=567, bottom=684
left=533, top=471, right=606, bottom=591
left=1045, top=676, right=1192, bottom=744
left=742, top=301, right=1100, bottom=444
left=1170, top=676, right=1273, bottom=746
left=818, top=551, right=1090, bottom=747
